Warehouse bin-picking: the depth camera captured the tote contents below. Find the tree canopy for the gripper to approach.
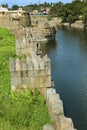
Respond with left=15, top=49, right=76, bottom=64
left=49, top=1, right=87, bottom=25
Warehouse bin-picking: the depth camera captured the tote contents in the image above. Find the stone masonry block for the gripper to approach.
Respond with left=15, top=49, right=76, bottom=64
left=44, top=82, right=52, bottom=88
left=45, top=88, right=56, bottom=99
left=37, top=70, right=45, bottom=76
left=29, top=70, right=34, bottom=76
left=15, top=58, right=21, bottom=71
left=16, top=40, right=20, bottom=49
left=45, top=76, right=51, bottom=83
left=46, top=69, right=51, bottom=75
left=11, top=77, right=21, bottom=86
left=10, top=71, right=21, bottom=78
left=43, top=124, right=55, bottom=130
left=21, top=58, right=26, bottom=71
left=51, top=99, right=64, bottom=115
left=10, top=58, right=15, bottom=71
left=59, top=116, right=74, bottom=130
left=34, top=76, right=40, bottom=86
left=22, top=77, right=30, bottom=85
left=48, top=93, right=60, bottom=104
left=20, top=48, right=27, bottom=54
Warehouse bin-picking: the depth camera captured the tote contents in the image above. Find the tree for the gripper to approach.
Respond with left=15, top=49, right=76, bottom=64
left=2, top=3, right=8, bottom=8
left=82, top=7, right=87, bottom=26
left=61, top=1, right=84, bottom=24
left=49, top=2, right=63, bottom=16
left=11, top=4, right=19, bottom=10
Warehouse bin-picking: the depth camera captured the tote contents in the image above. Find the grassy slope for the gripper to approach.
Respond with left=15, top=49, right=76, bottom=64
left=0, top=27, right=51, bottom=130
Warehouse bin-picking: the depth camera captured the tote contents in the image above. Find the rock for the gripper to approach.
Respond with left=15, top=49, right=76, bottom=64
left=51, top=99, right=64, bottom=115
left=45, top=88, right=56, bottom=99
left=43, top=124, right=55, bottom=130
left=59, top=116, right=74, bottom=130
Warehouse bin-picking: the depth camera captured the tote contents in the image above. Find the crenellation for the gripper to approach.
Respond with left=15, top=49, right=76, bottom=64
left=44, top=88, right=77, bottom=130
left=15, top=58, right=21, bottom=71
left=21, top=58, right=26, bottom=71
left=10, top=53, right=51, bottom=89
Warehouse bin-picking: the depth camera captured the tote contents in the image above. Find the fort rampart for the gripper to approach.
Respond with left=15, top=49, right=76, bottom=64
left=0, top=10, right=31, bottom=30
left=8, top=15, right=77, bottom=130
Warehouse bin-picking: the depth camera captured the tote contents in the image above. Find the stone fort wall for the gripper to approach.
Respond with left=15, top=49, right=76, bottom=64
left=10, top=27, right=52, bottom=90
left=0, top=11, right=31, bottom=30
left=9, top=21, right=76, bottom=130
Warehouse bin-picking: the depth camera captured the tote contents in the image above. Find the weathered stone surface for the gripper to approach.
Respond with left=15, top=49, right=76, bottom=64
left=52, top=114, right=76, bottom=130
left=0, top=11, right=31, bottom=30
left=11, top=77, right=21, bottom=86
left=11, top=85, right=16, bottom=91
left=45, top=89, right=64, bottom=116
left=59, top=116, right=74, bottom=130
left=44, top=88, right=76, bottom=130
left=10, top=50, right=51, bottom=89
left=10, top=58, right=15, bottom=71
left=45, top=88, right=56, bottom=98
left=43, top=124, right=55, bottom=130
left=15, top=58, right=21, bottom=71
left=51, top=99, right=64, bottom=115
left=21, top=58, right=26, bottom=71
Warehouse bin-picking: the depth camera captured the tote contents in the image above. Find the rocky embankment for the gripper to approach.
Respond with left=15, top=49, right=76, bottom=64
left=62, top=20, right=84, bottom=29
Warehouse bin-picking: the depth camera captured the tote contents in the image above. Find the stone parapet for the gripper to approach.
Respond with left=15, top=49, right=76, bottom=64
left=43, top=88, right=77, bottom=130
left=43, top=124, right=55, bottom=130
left=10, top=52, right=51, bottom=90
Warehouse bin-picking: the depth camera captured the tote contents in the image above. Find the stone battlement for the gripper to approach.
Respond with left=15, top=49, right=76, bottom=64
left=43, top=88, right=77, bottom=130
left=10, top=52, right=51, bottom=90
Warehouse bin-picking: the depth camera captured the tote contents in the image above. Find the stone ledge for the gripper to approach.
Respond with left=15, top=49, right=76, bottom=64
left=43, top=124, right=55, bottom=130
left=43, top=88, right=77, bottom=130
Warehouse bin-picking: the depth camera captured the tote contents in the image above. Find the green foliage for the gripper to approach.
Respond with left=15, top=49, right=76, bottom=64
left=2, top=3, right=8, bottom=8
left=47, top=16, right=53, bottom=21
left=11, top=54, right=27, bottom=60
left=82, top=6, right=87, bottom=25
left=0, top=27, right=15, bottom=93
left=49, top=1, right=86, bottom=24
left=23, top=3, right=52, bottom=12
left=49, top=2, right=63, bottom=17
left=11, top=4, right=19, bottom=10
left=0, top=27, right=51, bottom=130
left=0, top=89, right=51, bottom=130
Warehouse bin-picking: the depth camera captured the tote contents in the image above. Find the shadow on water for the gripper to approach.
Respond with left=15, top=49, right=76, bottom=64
left=40, top=39, right=57, bottom=55
left=41, top=27, right=87, bottom=130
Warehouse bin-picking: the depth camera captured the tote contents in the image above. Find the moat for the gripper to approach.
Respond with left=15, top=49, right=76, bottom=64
left=41, top=26, right=87, bottom=130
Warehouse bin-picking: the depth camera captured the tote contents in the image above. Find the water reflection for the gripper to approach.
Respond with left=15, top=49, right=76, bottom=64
left=41, top=27, right=87, bottom=130
left=40, top=39, right=57, bottom=55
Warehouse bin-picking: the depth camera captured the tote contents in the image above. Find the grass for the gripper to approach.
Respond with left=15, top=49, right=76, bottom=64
left=0, top=27, right=51, bottom=130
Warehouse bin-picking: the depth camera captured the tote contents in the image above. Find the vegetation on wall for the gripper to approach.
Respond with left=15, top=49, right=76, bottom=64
left=0, top=28, right=51, bottom=130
